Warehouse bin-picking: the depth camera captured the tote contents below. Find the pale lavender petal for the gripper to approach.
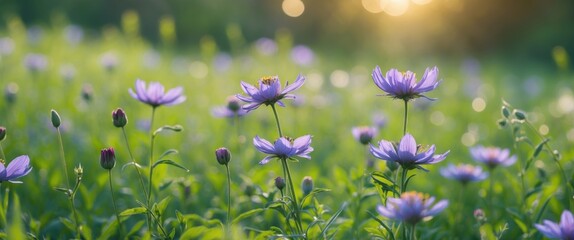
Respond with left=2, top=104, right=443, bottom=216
left=0, top=163, right=6, bottom=180
left=253, top=136, right=276, bottom=154
left=240, top=81, right=259, bottom=97
left=274, top=138, right=295, bottom=156
left=397, top=134, right=417, bottom=160
left=293, top=135, right=312, bottom=149
left=370, top=143, right=392, bottom=161
left=377, top=205, right=396, bottom=219
left=163, top=96, right=186, bottom=106
left=6, top=155, right=32, bottom=179
left=161, top=86, right=183, bottom=103
left=135, top=79, right=149, bottom=102
left=426, top=200, right=448, bottom=216
left=282, top=74, right=305, bottom=94
left=535, top=221, right=562, bottom=238
left=259, top=156, right=275, bottom=165
left=560, top=210, right=574, bottom=230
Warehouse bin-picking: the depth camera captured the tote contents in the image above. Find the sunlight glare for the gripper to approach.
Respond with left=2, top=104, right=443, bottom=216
left=282, top=0, right=305, bottom=17
left=412, top=0, right=432, bottom=5
left=381, top=0, right=409, bottom=16
left=362, top=0, right=384, bottom=13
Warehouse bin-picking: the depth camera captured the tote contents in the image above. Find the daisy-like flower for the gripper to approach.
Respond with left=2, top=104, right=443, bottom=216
left=211, top=96, right=248, bottom=118
left=352, top=126, right=377, bottom=145
left=470, top=146, right=516, bottom=169
left=372, top=66, right=441, bottom=101
left=0, top=155, right=32, bottom=183
left=377, top=191, right=448, bottom=225
left=535, top=210, right=574, bottom=239
left=440, top=164, right=488, bottom=184
left=253, top=135, right=313, bottom=165
left=236, top=75, right=305, bottom=112
left=129, top=79, right=186, bottom=107
left=370, top=134, right=449, bottom=171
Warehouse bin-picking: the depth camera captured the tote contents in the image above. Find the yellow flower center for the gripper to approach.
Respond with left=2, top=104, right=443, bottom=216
left=260, top=76, right=277, bottom=85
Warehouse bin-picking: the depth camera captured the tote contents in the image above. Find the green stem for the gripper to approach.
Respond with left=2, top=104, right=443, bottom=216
left=0, top=143, right=5, bottom=162
left=410, top=224, right=417, bottom=240
left=121, top=127, right=148, bottom=201
left=225, top=164, right=232, bottom=236
left=146, top=107, right=157, bottom=233
left=282, top=158, right=303, bottom=235
left=57, top=128, right=71, bottom=190
left=57, top=128, right=80, bottom=238
left=400, top=167, right=408, bottom=194
left=271, top=104, right=283, bottom=137
left=489, top=171, right=494, bottom=219
left=403, top=100, right=408, bottom=135
left=109, top=170, right=123, bottom=238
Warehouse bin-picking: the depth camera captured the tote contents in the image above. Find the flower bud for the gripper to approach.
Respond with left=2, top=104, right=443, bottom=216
left=501, top=106, right=510, bottom=118
left=474, top=209, right=486, bottom=223
left=0, top=127, right=6, bottom=141
left=4, top=82, right=18, bottom=103
left=75, top=164, right=84, bottom=178
left=274, top=177, right=286, bottom=191
left=226, top=96, right=241, bottom=112
left=387, top=160, right=399, bottom=172
left=82, top=84, right=93, bottom=102
left=51, top=109, right=61, bottom=128
left=100, top=147, right=116, bottom=170
left=497, top=119, right=507, bottom=128
left=215, top=147, right=231, bottom=165
left=513, top=109, right=526, bottom=120
left=112, top=108, right=128, bottom=128
left=301, top=176, right=314, bottom=196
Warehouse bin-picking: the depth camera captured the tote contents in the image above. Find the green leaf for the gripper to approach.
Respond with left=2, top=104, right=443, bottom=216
left=153, top=125, right=183, bottom=136
left=54, top=187, right=72, bottom=196
left=535, top=196, right=553, bottom=223
left=300, top=188, right=330, bottom=209
left=59, top=217, right=76, bottom=232
left=155, top=196, right=172, bottom=216
left=121, top=162, right=144, bottom=173
left=181, top=226, right=207, bottom=239
left=119, top=207, right=147, bottom=217
left=367, top=211, right=395, bottom=240
left=98, top=218, right=119, bottom=240
left=533, top=138, right=549, bottom=158
left=152, top=159, right=190, bottom=172
left=158, top=149, right=179, bottom=160
left=232, top=208, right=265, bottom=224
left=318, top=202, right=348, bottom=238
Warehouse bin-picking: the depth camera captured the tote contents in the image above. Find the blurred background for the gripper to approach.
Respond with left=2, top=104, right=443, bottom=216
left=1, top=0, right=573, bottom=67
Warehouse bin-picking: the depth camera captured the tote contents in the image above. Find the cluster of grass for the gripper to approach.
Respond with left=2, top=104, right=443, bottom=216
left=0, top=15, right=573, bottom=239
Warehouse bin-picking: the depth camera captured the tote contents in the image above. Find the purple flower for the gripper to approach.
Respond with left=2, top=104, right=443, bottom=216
left=377, top=191, right=448, bottom=225
left=255, top=38, right=277, bottom=56
left=535, top=210, right=574, bottom=239
left=370, top=134, right=449, bottom=170
left=253, top=135, right=313, bottom=165
left=440, top=164, right=488, bottom=184
left=129, top=79, right=186, bottom=107
left=0, top=155, right=32, bottom=183
left=24, top=53, right=48, bottom=72
left=470, top=146, right=516, bottom=169
left=212, top=96, right=248, bottom=118
left=372, top=66, right=441, bottom=101
left=291, top=45, right=315, bottom=66
left=236, top=75, right=305, bottom=112
left=352, top=126, right=377, bottom=145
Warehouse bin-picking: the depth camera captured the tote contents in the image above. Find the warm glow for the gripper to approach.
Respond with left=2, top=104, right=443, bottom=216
left=362, top=0, right=384, bottom=13
left=381, top=0, right=409, bottom=16
left=282, top=0, right=305, bottom=17
left=412, top=0, right=432, bottom=5
left=472, top=97, right=486, bottom=112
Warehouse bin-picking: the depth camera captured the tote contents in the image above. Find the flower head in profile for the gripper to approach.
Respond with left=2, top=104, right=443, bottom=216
left=470, top=146, right=516, bottom=170
left=236, top=75, right=305, bottom=112
left=0, top=155, right=32, bottom=183
left=129, top=79, right=186, bottom=107
left=352, top=126, right=377, bottom=145
left=370, top=134, right=449, bottom=171
left=377, top=191, right=448, bottom=225
left=253, top=135, right=313, bottom=165
left=372, top=66, right=441, bottom=101
left=535, top=210, right=574, bottom=239
left=212, top=96, right=248, bottom=118
left=440, top=164, right=488, bottom=185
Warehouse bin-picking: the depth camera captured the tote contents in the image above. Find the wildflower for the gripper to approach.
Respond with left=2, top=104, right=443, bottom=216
left=4, top=82, right=18, bottom=103
left=253, top=135, right=313, bottom=165
left=301, top=176, right=314, bottom=195
left=24, top=53, right=48, bottom=73
left=352, top=126, right=377, bottom=145
left=236, top=75, right=305, bottom=112
left=215, top=147, right=231, bottom=165
left=470, top=146, right=516, bottom=169
left=291, top=45, right=315, bottom=66
left=112, top=108, right=128, bottom=128
left=212, top=96, right=248, bottom=118
left=128, top=79, right=186, bottom=107
left=535, top=210, right=574, bottom=239
left=0, top=37, right=14, bottom=56
left=100, top=52, right=118, bottom=72
left=377, top=191, right=448, bottom=225
left=100, top=147, right=116, bottom=170
left=440, top=164, right=488, bottom=184
left=275, top=177, right=286, bottom=191
left=0, top=155, right=32, bottom=183
left=82, top=84, right=93, bottom=102
left=255, top=38, right=277, bottom=56
left=372, top=66, right=441, bottom=101
left=370, top=134, right=449, bottom=171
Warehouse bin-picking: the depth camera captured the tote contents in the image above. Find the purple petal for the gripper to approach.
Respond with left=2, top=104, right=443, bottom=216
left=134, top=79, right=149, bottom=102
left=561, top=210, right=574, bottom=230
left=397, top=134, right=417, bottom=160
left=161, top=86, right=184, bottom=103
left=164, top=96, right=186, bottom=106
left=282, top=74, right=305, bottom=94
left=535, top=221, right=562, bottom=238
left=253, top=136, right=276, bottom=154
left=6, top=155, right=32, bottom=179
left=274, top=138, right=295, bottom=156
left=240, top=81, right=259, bottom=97
left=258, top=156, right=275, bottom=165
left=426, top=199, right=448, bottom=217
left=376, top=205, right=396, bottom=219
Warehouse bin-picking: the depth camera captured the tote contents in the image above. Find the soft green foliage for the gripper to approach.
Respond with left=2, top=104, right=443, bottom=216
left=0, top=17, right=573, bottom=239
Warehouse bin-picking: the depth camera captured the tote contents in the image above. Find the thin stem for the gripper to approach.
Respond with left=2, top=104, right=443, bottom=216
left=225, top=164, right=232, bottom=237
left=488, top=171, right=494, bottom=219
left=121, top=127, right=148, bottom=200
left=57, top=128, right=71, bottom=189
left=57, top=128, right=80, bottom=238
left=109, top=170, right=123, bottom=238
left=403, top=100, right=408, bottom=135
left=400, top=167, right=408, bottom=194
left=282, top=158, right=304, bottom=235
left=410, top=224, right=417, bottom=240
left=146, top=107, right=157, bottom=233
left=270, top=104, right=283, bottom=137
left=0, top=143, right=5, bottom=162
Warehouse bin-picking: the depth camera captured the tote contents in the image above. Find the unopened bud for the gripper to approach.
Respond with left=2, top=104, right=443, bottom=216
left=501, top=106, right=510, bottom=118
left=226, top=96, right=241, bottom=112
left=75, top=164, right=83, bottom=178
left=301, top=176, right=314, bottom=196
left=82, top=84, right=93, bottom=102
left=112, top=108, right=128, bottom=128
left=513, top=110, right=526, bottom=121
left=497, top=119, right=507, bottom=128
left=0, top=127, right=6, bottom=141
left=100, top=147, right=116, bottom=170
left=387, top=161, right=399, bottom=172
left=215, top=147, right=231, bottom=165
left=274, top=177, right=286, bottom=191
left=51, top=109, right=61, bottom=128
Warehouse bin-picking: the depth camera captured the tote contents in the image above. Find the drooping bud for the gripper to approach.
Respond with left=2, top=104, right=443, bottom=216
left=81, top=84, right=93, bottom=102
left=100, top=147, right=116, bottom=170
left=501, top=106, right=510, bottom=118
left=301, top=176, right=314, bottom=196
left=112, top=108, right=128, bottom=128
left=497, top=119, right=507, bottom=128
left=513, top=110, right=526, bottom=121
left=226, top=96, right=241, bottom=112
left=386, top=160, right=399, bottom=172
left=0, top=127, right=6, bottom=141
left=51, top=109, right=61, bottom=128
left=215, top=147, right=231, bottom=165
left=274, top=177, right=286, bottom=191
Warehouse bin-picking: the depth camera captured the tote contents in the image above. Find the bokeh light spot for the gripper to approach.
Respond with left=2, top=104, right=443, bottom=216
left=461, top=132, right=476, bottom=147
left=430, top=111, right=445, bottom=126
left=472, top=97, right=486, bottom=112
left=538, top=124, right=549, bottom=135
left=381, top=0, right=409, bottom=16
left=412, top=0, right=432, bottom=5
left=282, top=0, right=305, bottom=17
left=189, top=61, right=208, bottom=79
left=362, top=0, right=384, bottom=13
left=330, top=70, right=350, bottom=88
left=307, top=72, right=324, bottom=91
left=567, top=128, right=574, bottom=142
